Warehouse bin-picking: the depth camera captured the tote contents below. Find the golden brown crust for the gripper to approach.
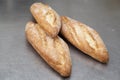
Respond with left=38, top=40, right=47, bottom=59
left=61, top=16, right=109, bottom=63
left=30, top=3, right=61, bottom=37
left=25, top=21, right=71, bottom=77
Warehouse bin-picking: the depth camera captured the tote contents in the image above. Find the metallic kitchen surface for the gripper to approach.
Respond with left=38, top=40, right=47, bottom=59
left=0, top=0, right=120, bottom=80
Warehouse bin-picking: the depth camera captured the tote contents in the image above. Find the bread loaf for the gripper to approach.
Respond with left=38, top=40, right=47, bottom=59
left=61, top=16, right=109, bottom=63
left=30, top=3, right=61, bottom=37
left=25, top=21, right=71, bottom=77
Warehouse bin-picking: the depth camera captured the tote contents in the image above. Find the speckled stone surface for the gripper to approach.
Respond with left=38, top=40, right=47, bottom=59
left=0, top=0, right=120, bottom=80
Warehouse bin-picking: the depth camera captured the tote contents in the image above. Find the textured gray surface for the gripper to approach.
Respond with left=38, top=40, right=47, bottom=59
left=0, top=0, right=120, bottom=80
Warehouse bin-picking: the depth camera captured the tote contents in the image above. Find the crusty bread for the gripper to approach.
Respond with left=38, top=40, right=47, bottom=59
left=25, top=21, right=71, bottom=77
left=61, top=16, right=109, bottom=63
left=30, top=3, right=61, bottom=37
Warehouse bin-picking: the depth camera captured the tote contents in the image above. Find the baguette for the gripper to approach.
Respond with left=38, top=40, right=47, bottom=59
left=25, top=21, right=71, bottom=77
left=30, top=3, right=61, bottom=37
left=61, top=16, right=109, bottom=63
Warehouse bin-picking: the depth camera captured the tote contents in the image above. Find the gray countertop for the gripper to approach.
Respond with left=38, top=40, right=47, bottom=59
left=0, top=0, right=120, bottom=80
